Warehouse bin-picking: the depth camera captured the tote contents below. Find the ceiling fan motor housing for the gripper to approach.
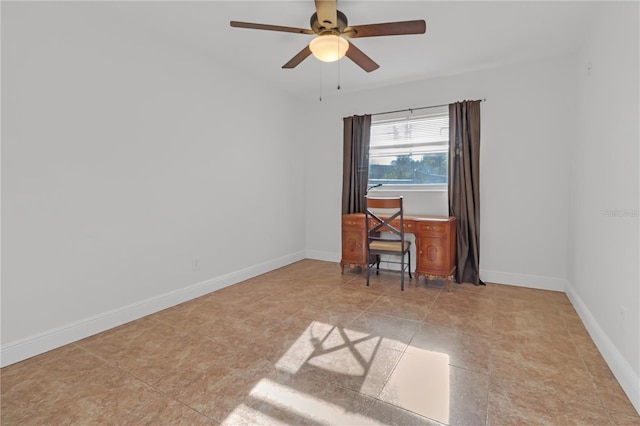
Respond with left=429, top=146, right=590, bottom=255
left=311, top=10, right=348, bottom=35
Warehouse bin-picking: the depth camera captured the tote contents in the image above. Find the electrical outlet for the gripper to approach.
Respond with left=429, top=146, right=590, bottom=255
left=620, top=305, right=627, bottom=333
left=192, top=258, right=200, bottom=271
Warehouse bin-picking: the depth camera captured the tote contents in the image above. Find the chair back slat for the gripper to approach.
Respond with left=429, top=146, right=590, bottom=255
left=366, top=197, right=402, bottom=210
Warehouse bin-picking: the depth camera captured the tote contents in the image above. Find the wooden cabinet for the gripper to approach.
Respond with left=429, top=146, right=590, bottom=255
left=341, top=213, right=457, bottom=291
left=340, top=215, right=368, bottom=271
left=414, top=218, right=456, bottom=291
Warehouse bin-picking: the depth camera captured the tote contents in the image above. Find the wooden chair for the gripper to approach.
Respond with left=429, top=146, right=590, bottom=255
left=365, top=196, right=412, bottom=291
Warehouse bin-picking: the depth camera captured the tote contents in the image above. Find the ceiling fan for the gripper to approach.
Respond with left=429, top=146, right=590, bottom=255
left=230, top=0, right=426, bottom=73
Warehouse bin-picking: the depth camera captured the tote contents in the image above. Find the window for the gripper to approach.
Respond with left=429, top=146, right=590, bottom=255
left=368, top=111, right=449, bottom=187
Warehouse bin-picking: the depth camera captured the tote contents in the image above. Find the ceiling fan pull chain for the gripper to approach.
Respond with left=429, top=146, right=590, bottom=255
left=319, top=62, right=323, bottom=101
left=337, top=56, right=341, bottom=90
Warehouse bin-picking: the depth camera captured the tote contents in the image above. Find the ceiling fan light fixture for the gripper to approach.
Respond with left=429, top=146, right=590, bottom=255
left=309, top=34, right=349, bottom=62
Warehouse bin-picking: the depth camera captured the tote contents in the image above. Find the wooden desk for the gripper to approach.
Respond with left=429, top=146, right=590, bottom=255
left=341, top=213, right=457, bottom=291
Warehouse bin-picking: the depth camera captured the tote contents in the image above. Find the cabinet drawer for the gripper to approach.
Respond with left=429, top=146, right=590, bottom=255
left=417, top=222, right=447, bottom=234
left=402, top=221, right=416, bottom=232
left=342, top=215, right=365, bottom=230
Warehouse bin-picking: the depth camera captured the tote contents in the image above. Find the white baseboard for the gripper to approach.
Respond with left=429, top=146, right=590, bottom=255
left=480, top=269, right=568, bottom=292
left=565, top=282, right=640, bottom=415
left=0, top=251, right=305, bottom=368
left=305, top=249, right=340, bottom=263
left=303, top=258, right=569, bottom=292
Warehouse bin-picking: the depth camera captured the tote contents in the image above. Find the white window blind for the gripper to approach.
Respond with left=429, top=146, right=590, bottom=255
left=368, top=112, right=449, bottom=186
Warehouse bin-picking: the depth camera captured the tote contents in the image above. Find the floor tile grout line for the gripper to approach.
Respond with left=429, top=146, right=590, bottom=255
left=72, top=342, right=220, bottom=423
left=564, top=308, right=613, bottom=417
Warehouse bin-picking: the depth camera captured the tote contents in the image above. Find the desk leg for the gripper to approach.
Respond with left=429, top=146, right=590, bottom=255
left=341, top=263, right=367, bottom=274
left=417, top=273, right=453, bottom=292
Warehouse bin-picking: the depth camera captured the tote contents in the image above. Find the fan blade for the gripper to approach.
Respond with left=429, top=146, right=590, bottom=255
left=343, top=20, right=426, bottom=38
left=230, top=21, right=314, bottom=35
left=345, top=41, right=379, bottom=73
left=282, top=45, right=313, bottom=69
left=314, top=0, right=338, bottom=29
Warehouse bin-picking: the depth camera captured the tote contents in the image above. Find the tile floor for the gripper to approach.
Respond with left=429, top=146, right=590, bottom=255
left=2, top=259, right=639, bottom=425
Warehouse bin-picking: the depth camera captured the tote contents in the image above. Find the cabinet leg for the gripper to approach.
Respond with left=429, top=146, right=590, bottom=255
left=445, top=276, right=450, bottom=292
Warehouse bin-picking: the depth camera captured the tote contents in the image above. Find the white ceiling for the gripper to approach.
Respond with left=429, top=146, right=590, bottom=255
left=102, top=1, right=603, bottom=99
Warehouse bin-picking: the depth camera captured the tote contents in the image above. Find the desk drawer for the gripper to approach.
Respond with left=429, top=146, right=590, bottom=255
left=342, top=214, right=365, bottom=230
left=401, top=221, right=416, bottom=232
left=417, top=222, right=447, bottom=234
left=367, top=218, right=416, bottom=232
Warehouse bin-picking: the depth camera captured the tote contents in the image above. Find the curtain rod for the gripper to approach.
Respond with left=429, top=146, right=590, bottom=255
left=370, top=98, right=486, bottom=117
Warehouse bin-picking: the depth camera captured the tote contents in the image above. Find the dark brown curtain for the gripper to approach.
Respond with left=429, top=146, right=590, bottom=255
left=448, top=100, right=484, bottom=285
left=342, top=114, right=372, bottom=214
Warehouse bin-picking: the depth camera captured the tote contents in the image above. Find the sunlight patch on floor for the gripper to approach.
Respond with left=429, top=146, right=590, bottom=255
left=263, top=320, right=451, bottom=424
left=222, top=403, right=290, bottom=426
left=273, top=321, right=332, bottom=374
left=275, top=320, right=380, bottom=376
left=246, top=378, right=385, bottom=425
left=379, top=348, right=451, bottom=424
